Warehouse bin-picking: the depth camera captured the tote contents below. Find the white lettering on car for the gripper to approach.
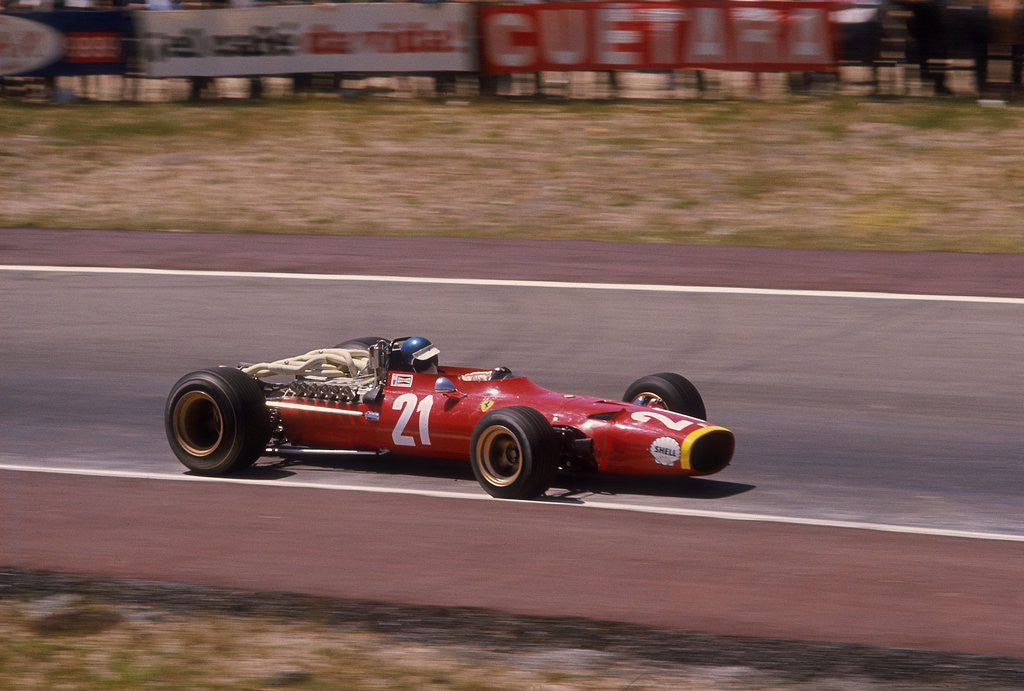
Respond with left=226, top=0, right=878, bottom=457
left=630, top=410, right=700, bottom=431
left=649, top=436, right=681, bottom=466
left=391, top=393, right=433, bottom=447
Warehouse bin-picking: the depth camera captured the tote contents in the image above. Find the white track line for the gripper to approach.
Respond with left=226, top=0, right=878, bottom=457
left=1, top=265, right=1021, bottom=305
left=2, top=464, right=1022, bottom=543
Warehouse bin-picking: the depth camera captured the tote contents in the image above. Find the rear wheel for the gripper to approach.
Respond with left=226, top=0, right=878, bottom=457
left=333, top=336, right=386, bottom=350
left=165, top=367, right=272, bottom=475
left=470, top=406, right=557, bottom=499
left=624, top=372, right=706, bottom=420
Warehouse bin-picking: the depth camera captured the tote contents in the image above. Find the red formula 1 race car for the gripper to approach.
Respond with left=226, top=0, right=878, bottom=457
left=165, top=337, right=734, bottom=499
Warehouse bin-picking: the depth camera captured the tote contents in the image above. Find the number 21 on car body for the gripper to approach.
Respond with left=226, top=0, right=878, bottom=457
left=391, top=393, right=433, bottom=447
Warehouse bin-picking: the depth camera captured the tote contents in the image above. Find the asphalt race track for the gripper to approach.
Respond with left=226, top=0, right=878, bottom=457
left=2, top=229, right=1023, bottom=662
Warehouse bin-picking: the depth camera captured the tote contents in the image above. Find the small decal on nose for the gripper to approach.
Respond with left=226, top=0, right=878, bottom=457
left=649, top=436, right=681, bottom=466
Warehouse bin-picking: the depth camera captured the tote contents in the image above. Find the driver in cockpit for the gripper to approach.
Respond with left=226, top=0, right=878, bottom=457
left=396, top=336, right=439, bottom=374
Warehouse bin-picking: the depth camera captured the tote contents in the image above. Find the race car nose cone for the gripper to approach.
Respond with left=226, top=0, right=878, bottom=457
left=684, top=426, right=735, bottom=474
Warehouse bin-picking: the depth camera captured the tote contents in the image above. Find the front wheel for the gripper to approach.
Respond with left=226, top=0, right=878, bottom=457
left=165, top=367, right=272, bottom=475
left=624, top=372, right=707, bottom=420
left=470, top=406, right=557, bottom=499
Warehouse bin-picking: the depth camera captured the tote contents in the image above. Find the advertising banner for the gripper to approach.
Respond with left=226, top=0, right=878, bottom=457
left=0, top=11, right=131, bottom=77
left=135, top=4, right=475, bottom=78
left=479, top=1, right=838, bottom=75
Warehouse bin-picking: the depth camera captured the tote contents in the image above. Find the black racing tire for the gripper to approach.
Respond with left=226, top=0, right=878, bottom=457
left=165, top=367, right=272, bottom=475
left=623, top=372, right=707, bottom=420
left=333, top=337, right=386, bottom=351
left=470, top=406, right=558, bottom=499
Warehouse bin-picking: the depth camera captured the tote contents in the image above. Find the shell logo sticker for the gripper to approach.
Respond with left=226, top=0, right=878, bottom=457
left=480, top=399, right=495, bottom=413
left=649, top=436, right=681, bottom=466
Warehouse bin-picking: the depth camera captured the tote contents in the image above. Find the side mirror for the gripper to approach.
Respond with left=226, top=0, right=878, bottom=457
left=434, top=377, right=466, bottom=399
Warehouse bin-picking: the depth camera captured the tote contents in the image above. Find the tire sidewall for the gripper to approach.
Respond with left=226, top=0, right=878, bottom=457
left=624, top=372, right=707, bottom=420
left=333, top=337, right=386, bottom=350
left=470, top=406, right=557, bottom=499
left=165, top=367, right=269, bottom=475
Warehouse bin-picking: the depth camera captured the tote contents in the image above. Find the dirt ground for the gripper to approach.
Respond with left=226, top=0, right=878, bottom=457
left=4, top=569, right=1024, bottom=690
left=2, top=91, right=1023, bottom=254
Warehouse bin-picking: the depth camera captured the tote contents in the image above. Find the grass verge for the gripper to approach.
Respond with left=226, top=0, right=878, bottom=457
left=1, top=97, right=1023, bottom=253
left=4, top=570, right=1024, bottom=689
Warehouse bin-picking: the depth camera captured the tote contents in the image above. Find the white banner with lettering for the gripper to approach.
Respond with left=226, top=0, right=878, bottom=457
left=135, top=4, right=475, bottom=78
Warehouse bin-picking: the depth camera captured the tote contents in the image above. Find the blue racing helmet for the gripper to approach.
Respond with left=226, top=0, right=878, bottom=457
left=399, top=337, right=440, bottom=372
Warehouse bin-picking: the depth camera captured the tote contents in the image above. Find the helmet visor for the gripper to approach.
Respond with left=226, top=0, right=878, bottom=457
left=411, top=344, right=440, bottom=364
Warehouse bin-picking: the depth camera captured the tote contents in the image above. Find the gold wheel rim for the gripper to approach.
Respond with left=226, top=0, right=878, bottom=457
left=631, top=391, right=667, bottom=409
left=475, top=425, right=522, bottom=487
left=173, top=391, right=223, bottom=457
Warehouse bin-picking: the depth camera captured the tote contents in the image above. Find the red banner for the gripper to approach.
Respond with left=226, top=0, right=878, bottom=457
left=479, top=1, right=838, bottom=75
